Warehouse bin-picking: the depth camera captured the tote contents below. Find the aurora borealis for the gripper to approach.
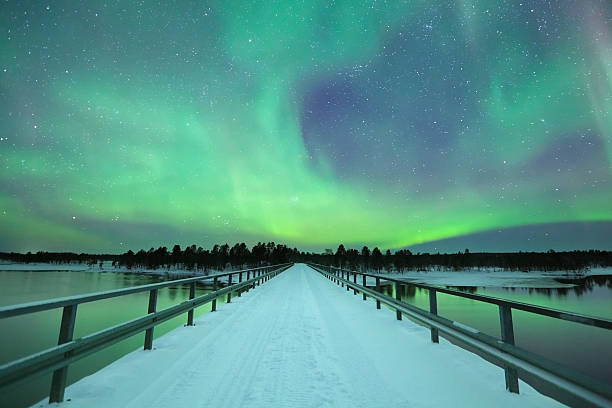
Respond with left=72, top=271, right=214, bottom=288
left=1, top=1, right=611, bottom=253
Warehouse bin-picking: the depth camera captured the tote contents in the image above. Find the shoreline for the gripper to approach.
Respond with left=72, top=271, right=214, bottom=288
left=1, top=262, right=610, bottom=288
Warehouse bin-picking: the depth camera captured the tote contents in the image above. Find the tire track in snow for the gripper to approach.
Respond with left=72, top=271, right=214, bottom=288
left=299, top=266, right=398, bottom=407
left=245, top=267, right=351, bottom=407
left=123, top=273, right=289, bottom=408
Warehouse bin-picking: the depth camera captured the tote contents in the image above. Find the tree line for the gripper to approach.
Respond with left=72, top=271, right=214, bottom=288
left=1, top=244, right=611, bottom=273
left=0, top=243, right=299, bottom=272
left=115, top=242, right=298, bottom=271
left=315, top=245, right=612, bottom=273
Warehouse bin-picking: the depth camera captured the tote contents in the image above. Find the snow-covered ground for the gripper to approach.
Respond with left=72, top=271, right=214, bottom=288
left=0, top=260, right=218, bottom=275
left=2, top=261, right=610, bottom=288
left=0, top=261, right=233, bottom=282
left=33, top=264, right=564, bottom=407
left=371, top=267, right=612, bottom=288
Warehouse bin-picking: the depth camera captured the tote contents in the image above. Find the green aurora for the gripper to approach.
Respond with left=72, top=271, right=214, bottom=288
left=1, top=1, right=611, bottom=252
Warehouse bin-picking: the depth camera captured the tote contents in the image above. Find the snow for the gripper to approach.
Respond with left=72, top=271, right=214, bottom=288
left=585, top=267, right=612, bottom=277
left=0, top=261, right=231, bottom=282
left=2, top=262, right=609, bottom=288
left=35, top=264, right=564, bottom=408
left=368, top=267, right=612, bottom=288
left=0, top=262, right=97, bottom=272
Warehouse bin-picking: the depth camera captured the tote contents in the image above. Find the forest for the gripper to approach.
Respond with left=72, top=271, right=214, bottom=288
left=2, top=243, right=612, bottom=273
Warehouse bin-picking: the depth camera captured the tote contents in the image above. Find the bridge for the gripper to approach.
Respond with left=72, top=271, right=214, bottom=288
left=0, top=263, right=611, bottom=407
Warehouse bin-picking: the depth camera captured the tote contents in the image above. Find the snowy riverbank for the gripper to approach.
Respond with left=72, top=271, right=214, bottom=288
left=373, top=267, right=612, bottom=288
left=0, top=261, right=224, bottom=277
left=1, top=261, right=610, bottom=288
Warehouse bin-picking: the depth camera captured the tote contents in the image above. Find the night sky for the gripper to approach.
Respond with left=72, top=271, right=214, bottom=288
left=1, top=1, right=611, bottom=253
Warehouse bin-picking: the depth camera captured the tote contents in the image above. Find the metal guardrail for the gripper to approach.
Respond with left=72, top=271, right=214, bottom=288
left=0, top=263, right=293, bottom=404
left=307, top=263, right=612, bottom=408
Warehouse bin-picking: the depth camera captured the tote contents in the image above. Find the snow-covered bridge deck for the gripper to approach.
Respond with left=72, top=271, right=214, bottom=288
left=41, top=264, right=562, bottom=407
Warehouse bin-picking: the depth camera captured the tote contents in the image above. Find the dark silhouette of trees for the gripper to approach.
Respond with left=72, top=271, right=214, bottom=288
left=230, top=243, right=249, bottom=268
left=361, top=246, right=370, bottom=272
left=371, top=247, right=383, bottom=272
left=171, top=245, right=182, bottom=264
left=298, top=248, right=609, bottom=274
left=345, top=249, right=359, bottom=270
left=335, top=244, right=347, bottom=268
left=1, top=245, right=611, bottom=275
left=384, top=249, right=392, bottom=272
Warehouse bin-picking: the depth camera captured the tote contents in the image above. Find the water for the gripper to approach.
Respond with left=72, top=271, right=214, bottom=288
left=381, top=275, right=612, bottom=387
left=0, top=270, right=224, bottom=408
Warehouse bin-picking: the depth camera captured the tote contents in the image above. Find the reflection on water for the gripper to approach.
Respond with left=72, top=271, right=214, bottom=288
left=376, top=275, right=612, bottom=387
left=0, top=270, right=233, bottom=408
left=443, top=275, right=612, bottom=298
left=552, top=275, right=612, bottom=296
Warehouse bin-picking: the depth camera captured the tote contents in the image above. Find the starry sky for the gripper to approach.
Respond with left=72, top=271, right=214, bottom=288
left=1, top=1, right=611, bottom=253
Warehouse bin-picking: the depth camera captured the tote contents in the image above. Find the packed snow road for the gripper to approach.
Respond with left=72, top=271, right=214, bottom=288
left=41, top=264, right=563, bottom=407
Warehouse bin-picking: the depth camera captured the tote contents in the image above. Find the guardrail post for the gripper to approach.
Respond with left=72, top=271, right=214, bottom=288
left=257, top=270, right=261, bottom=286
left=238, top=272, right=243, bottom=297
left=375, top=277, right=381, bottom=309
left=499, top=304, right=519, bottom=393
left=187, top=282, right=196, bottom=326
left=48, top=304, right=78, bottom=403
left=212, top=277, right=218, bottom=312
left=340, top=268, right=344, bottom=287
left=144, top=289, right=158, bottom=350
left=429, top=289, right=439, bottom=343
left=395, top=282, right=402, bottom=320
left=227, top=274, right=233, bottom=303
left=362, top=275, right=367, bottom=300
left=346, top=271, right=350, bottom=292
left=353, top=272, right=357, bottom=295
